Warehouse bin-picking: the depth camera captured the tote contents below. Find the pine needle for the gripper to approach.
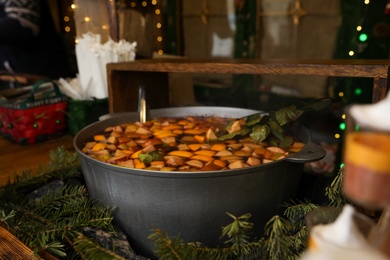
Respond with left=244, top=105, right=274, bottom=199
left=325, top=167, right=346, bottom=207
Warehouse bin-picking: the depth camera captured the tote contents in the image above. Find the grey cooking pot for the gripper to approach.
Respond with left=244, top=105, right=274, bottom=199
left=74, top=106, right=325, bottom=259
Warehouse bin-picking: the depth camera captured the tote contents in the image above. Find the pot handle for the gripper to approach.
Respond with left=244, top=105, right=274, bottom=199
left=285, top=142, right=326, bottom=163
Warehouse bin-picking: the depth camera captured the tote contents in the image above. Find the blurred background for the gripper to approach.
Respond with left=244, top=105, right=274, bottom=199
left=54, top=0, right=390, bottom=107
left=32, top=0, right=390, bottom=199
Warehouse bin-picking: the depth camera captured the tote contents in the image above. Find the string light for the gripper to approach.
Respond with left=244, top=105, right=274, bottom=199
left=154, top=0, right=163, bottom=55
left=354, top=87, right=362, bottom=95
left=126, top=1, right=162, bottom=54
left=358, top=33, right=368, bottom=42
left=337, top=0, right=369, bottom=144
left=65, top=0, right=163, bottom=54
left=64, top=2, right=74, bottom=34
left=346, top=0, right=370, bottom=56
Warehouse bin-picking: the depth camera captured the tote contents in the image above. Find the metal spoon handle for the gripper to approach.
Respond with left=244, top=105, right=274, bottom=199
left=138, top=85, right=148, bottom=123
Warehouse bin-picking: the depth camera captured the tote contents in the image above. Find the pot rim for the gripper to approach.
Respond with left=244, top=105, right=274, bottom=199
left=74, top=106, right=325, bottom=178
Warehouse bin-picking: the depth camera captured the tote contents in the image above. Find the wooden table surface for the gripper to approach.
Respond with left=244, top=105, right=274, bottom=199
left=0, top=134, right=75, bottom=186
left=0, top=134, right=74, bottom=258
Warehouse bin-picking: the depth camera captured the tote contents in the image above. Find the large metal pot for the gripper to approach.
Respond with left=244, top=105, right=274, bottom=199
left=74, top=107, right=325, bottom=258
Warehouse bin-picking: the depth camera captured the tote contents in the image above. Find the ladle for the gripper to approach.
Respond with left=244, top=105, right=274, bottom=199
left=138, top=85, right=149, bottom=123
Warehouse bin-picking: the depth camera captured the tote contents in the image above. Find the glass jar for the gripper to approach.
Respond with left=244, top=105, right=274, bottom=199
left=343, top=105, right=390, bottom=209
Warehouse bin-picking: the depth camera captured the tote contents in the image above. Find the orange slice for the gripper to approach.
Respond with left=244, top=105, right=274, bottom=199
left=130, top=150, right=144, bottom=159
left=91, top=142, right=107, bottom=151
left=213, top=159, right=227, bottom=168
left=184, top=129, right=206, bottom=135
left=188, top=143, right=202, bottom=151
left=190, top=154, right=214, bottom=162
left=210, top=143, right=226, bottom=151
left=194, top=135, right=205, bottom=143
left=93, top=135, right=106, bottom=141
left=194, top=150, right=216, bottom=157
left=168, top=150, right=194, bottom=158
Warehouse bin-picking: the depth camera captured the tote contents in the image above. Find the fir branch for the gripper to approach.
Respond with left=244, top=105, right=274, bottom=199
left=0, top=184, right=115, bottom=259
left=149, top=214, right=268, bottom=260
left=325, top=167, right=346, bottom=207
left=148, top=229, right=187, bottom=260
left=284, top=201, right=319, bottom=221
left=283, top=200, right=319, bottom=233
left=0, top=209, right=16, bottom=228
left=0, top=146, right=81, bottom=194
left=46, top=146, right=80, bottom=172
left=35, top=235, right=67, bottom=258
left=264, top=215, right=297, bottom=260
left=289, top=225, right=309, bottom=256
left=72, top=232, right=125, bottom=260
left=221, top=212, right=253, bottom=254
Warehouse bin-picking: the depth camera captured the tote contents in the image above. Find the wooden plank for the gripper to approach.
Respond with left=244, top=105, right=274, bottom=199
left=0, top=226, right=38, bottom=259
left=372, top=78, right=389, bottom=103
left=107, top=70, right=169, bottom=113
left=107, top=59, right=390, bottom=113
left=0, top=70, right=46, bottom=85
left=107, top=59, right=390, bottom=78
left=106, top=0, right=119, bottom=41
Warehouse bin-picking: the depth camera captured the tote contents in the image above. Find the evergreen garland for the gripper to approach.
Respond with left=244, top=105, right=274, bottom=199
left=0, top=147, right=347, bottom=259
left=0, top=147, right=122, bottom=259
left=149, top=169, right=346, bottom=259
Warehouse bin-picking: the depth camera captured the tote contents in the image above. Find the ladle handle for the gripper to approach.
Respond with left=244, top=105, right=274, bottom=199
left=138, top=85, right=149, bottom=123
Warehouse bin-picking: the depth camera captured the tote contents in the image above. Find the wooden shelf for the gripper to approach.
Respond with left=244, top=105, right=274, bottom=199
left=107, top=59, right=390, bottom=113
left=0, top=70, right=46, bottom=85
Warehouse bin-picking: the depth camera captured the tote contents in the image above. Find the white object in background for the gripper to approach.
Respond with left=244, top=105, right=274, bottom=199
left=75, top=32, right=100, bottom=98
left=350, top=92, right=390, bottom=132
left=57, top=78, right=85, bottom=100
left=211, top=33, right=233, bottom=57
left=301, top=204, right=389, bottom=260
left=75, top=33, right=137, bottom=99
